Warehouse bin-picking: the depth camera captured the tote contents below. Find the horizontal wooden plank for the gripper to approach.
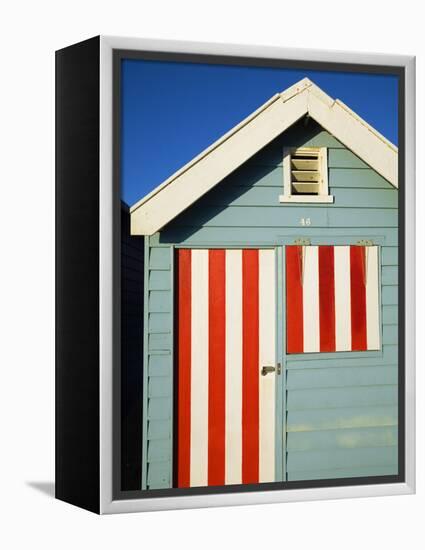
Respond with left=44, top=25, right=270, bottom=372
left=328, top=149, right=370, bottom=169
left=148, top=270, right=171, bottom=290
left=226, top=164, right=282, bottom=187
left=382, top=324, right=398, bottom=345
left=382, top=265, right=398, bottom=285
left=287, top=426, right=398, bottom=452
left=286, top=365, right=398, bottom=390
left=147, top=397, right=171, bottom=420
left=147, top=439, right=171, bottom=461
left=147, top=419, right=170, bottom=440
left=292, top=170, right=320, bottom=182
left=148, top=376, right=172, bottom=398
left=147, top=461, right=170, bottom=487
left=287, top=405, right=397, bottom=432
left=247, top=130, right=345, bottom=168
left=329, top=168, right=393, bottom=189
left=149, top=290, right=171, bottom=313
left=286, top=385, right=397, bottom=411
left=286, top=446, right=397, bottom=472
left=148, top=332, right=171, bottom=351
left=161, top=226, right=399, bottom=247
left=149, top=247, right=171, bottom=270
left=307, top=131, right=345, bottom=148
left=176, top=205, right=328, bottom=227
left=291, top=158, right=319, bottom=170
left=149, top=313, right=172, bottom=334
left=246, top=141, right=282, bottom=166
left=199, top=185, right=397, bottom=209
left=382, top=285, right=398, bottom=305
left=328, top=208, right=397, bottom=227
left=382, top=305, right=398, bottom=325
left=383, top=345, right=398, bottom=363
left=173, top=205, right=397, bottom=229
left=381, top=247, right=398, bottom=266
left=148, top=354, right=171, bottom=377
left=286, top=346, right=396, bottom=369
left=292, top=182, right=320, bottom=193
left=287, top=464, right=398, bottom=481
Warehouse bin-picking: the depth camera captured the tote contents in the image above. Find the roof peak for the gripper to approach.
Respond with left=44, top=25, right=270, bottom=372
left=130, top=79, right=398, bottom=235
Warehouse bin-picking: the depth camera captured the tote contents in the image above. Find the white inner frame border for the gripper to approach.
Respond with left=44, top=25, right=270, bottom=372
left=99, top=35, right=415, bottom=514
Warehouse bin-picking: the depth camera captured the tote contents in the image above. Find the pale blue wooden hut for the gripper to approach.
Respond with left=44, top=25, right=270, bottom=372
left=129, top=78, right=399, bottom=490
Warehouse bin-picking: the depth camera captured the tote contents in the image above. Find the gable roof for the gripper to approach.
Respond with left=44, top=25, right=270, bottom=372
left=130, top=78, right=398, bottom=235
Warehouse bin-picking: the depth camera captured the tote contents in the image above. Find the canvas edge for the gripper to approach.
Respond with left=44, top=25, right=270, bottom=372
left=99, top=35, right=416, bottom=514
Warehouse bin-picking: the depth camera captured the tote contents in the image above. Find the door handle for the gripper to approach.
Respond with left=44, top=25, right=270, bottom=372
left=261, top=363, right=282, bottom=376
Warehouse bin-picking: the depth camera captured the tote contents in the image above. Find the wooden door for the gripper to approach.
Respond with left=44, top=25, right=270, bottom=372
left=175, top=248, right=277, bottom=488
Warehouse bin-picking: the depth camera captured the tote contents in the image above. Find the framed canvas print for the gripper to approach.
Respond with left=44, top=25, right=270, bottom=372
left=55, top=36, right=415, bottom=514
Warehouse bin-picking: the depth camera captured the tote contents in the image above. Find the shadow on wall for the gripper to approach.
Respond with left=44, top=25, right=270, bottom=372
left=121, top=203, right=145, bottom=491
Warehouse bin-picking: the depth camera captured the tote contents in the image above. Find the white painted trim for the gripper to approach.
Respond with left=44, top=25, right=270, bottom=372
left=130, top=75, right=398, bottom=235
left=302, top=246, right=320, bottom=353
left=279, top=195, right=335, bottom=203
left=281, top=145, right=332, bottom=202
left=334, top=246, right=352, bottom=352
left=131, top=89, right=309, bottom=235
left=366, top=246, right=381, bottom=350
left=258, top=249, right=276, bottom=483
left=190, top=250, right=209, bottom=487
left=225, top=250, right=243, bottom=485
left=308, top=93, right=398, bottom=188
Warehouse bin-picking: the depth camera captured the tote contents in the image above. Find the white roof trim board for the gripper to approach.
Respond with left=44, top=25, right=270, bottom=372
left=130, top=78, right=398, bottom=236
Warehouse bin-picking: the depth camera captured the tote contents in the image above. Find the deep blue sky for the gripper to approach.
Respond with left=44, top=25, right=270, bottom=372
left=121, top=59, right=398, bottom=205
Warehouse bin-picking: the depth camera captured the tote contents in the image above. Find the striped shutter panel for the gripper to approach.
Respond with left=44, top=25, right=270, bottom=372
left=286, top=245, right=380, bottom=354
left=176, top=248, right=276, bottom=488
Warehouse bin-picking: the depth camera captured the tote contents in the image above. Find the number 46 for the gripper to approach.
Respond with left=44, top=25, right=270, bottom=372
left=300, top=217, right=311, bottom=226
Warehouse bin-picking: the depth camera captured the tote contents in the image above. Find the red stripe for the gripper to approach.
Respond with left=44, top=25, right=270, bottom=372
left=286, top=246, right=304, bottom=354
left=208, top=250, right=226, bottom=486
left=350, top=246, right=367, bottom=351
left=242, top=249, right=259, bottom=484
left=177, top=249, right=191, bottom=487
left=319, top=246, right=336, bottom=352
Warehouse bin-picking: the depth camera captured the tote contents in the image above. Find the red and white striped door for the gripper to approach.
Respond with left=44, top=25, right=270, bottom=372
left=286, top=245, right=381, bottom=354
left=176, top=248, right=276, bottom=488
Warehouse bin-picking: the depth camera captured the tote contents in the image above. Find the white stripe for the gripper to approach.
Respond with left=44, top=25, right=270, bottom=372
left=334, top=246, right=352, bottom=351
left=258, top=249, right=276, bottom=482
left=225, top=250, right=243, bottom=485
left=190, top=249, right=209, bottom=487
left=366, top=246, right=381, bottom=350
left=302, top=246, right=320, bottom=353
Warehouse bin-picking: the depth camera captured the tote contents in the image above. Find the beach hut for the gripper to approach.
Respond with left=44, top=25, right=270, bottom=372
left=129, top=78, right=399, bottom=490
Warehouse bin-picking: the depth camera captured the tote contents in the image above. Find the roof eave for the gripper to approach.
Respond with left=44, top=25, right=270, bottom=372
left=130, top=78, right=398, bottom=236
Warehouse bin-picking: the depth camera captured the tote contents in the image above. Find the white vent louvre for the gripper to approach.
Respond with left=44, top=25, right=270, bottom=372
left=280, top=146, right=333, bottom=203
left=290, top=148, right=321, bottom=195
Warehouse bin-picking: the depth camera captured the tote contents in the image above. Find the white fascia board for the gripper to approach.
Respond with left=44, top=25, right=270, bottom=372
left=131, top=89, right=309, bottom=235
left=307, top=92, right=398, bottom=188
left=130, top=78, right=313, bottom=215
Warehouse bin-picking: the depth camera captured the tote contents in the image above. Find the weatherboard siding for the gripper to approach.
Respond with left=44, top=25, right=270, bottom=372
left=144, top=242, right=174, bottom=489
left=142, top=121, right=398, bottom=489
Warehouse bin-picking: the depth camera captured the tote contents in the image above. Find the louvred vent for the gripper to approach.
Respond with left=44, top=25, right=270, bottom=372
left=290, top=148, right=321, bottom=195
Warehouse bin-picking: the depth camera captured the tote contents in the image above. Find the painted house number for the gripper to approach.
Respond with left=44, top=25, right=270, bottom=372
left=300, top=217, right=311, bottom=226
